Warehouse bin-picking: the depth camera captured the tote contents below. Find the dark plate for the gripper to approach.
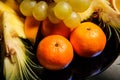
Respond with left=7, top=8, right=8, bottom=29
left=1, top=28, right=119, bottom=80
left=34, top=22, right=120, bottom=80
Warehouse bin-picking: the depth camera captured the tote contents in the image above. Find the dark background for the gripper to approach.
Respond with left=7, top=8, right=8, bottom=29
left=87, top=55, right=120, bottom=80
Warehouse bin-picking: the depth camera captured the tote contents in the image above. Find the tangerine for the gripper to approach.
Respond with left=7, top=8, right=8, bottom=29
left=41, top=18, right=71, bottom=38
left=37, top=35, right=73, bottom=70
left=70, top=22, right=106, bottom=57
left=24, top=16, right=40, bottom=43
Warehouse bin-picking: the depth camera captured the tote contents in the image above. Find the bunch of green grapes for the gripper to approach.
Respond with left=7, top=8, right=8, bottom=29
left=20, top=0, right=91, bottom=29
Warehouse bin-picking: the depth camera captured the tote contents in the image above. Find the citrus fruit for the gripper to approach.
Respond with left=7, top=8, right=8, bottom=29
left=112, top=0, right=120, bottom=12
left=37, top=35, right=74, bottom=70
left=70, top=22, right=106, bottom=57
left=41, top=18, right=71, bottom=38
left=24, top=16, right=40, bottom=43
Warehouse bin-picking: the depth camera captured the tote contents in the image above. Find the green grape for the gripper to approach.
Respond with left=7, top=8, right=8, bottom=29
left=63, top=12, right=80, bottom=29
left=68, top=0, right=91, bottom=12
left=20, top=0, right=37, bottom=16
left=32, top=1, right=48, bottom=21
left=54, top=0, right=68, bottom=3
left=48, top=2, right=61, bottom=24
left=53, top=1, right=73, bottom=20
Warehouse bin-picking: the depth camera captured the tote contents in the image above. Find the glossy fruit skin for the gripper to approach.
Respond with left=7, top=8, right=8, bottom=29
left=24, top=16, right=40, bottom=43
left=41, top=18, right=71, bottom=38
left=37, top=35, right=74, bottom=70
left=112, top=0, right=120, bottom=12
left=70, top=22, right=107, bottom=57
left=32, top=1, right=48, bottom=21
left=53, top=1, right=73, bottom=20
left=63, top=12, right=80, bottom=29
left=19, top=0, right=36, bottom=16
left=68, top=0, right=91, bottom=12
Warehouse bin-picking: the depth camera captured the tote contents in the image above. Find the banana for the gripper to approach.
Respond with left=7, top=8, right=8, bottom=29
left=0, top=1, right=17, bottom=14
left=0, top=1, right=42, bottom=80
left=4, top=0, right=19, bottom=12
left=2, top=11, right=26, bottom=80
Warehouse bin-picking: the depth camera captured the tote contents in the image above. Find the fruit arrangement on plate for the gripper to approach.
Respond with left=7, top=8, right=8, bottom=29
left=0, top=0, right=120, bottom=80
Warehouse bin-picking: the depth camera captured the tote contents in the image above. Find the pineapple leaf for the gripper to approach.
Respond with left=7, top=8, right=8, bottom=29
left=79, top=0, right=120, bottom=44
